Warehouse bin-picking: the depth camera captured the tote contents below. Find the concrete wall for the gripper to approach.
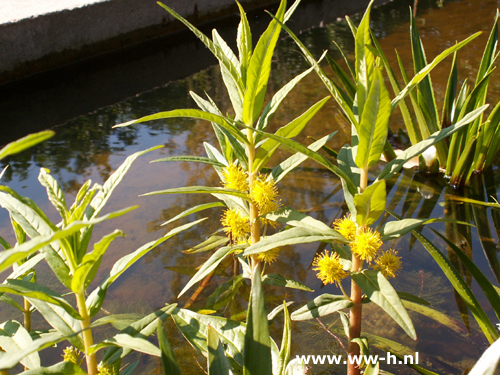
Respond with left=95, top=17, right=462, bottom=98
left=0, top=0, right=276, bottom=83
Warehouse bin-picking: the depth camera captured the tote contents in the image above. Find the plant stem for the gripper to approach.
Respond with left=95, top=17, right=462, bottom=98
left=23, top=298, right=31, bottom=332
left=247, top=142, right=261, bottom=273
left=76, top=291, right=97, bottom=375
left=348, top=254, right=362, bottom=375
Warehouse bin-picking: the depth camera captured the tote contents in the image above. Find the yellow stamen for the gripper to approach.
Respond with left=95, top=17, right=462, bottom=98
left=375, top=249, right=402, bottom=279
left=312, top=250, right=348, bottom=285
left=350, top=227, right=382, bottom=262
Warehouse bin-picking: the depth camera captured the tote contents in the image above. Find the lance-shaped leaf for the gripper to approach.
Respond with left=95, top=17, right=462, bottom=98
left=38, top=168, right=68, bottom=223
left=277, top=302, right=291, bottom=375
left=208, top=325, right=231, bottom=375
left=87, top=219, right=204, bottom=317
left=0, top=331, right=63, bottom=370
left=354, top=180, right=386, bottom=227
left=158, top=319, right=182, bottom=375
left=151, top=155, right=226, bottom=168
left=178, top=244, right=245, bottom=298
left=0, top=320, right=40, bottom=370
left=142, top=186, right=250, bottom=200
left=0, top=131, right=54, bottom=160
left=243, top=0, right=287, bottom=126
left=291, top=294, right=353, bottom=321
left=17, top=361, right=87, bottom=375
left=91, top=333, right=161, bottom=357
left=243, top=227, right=344, bottom=257
left=27, top=299, right=84, bottom=350
left=356, top=68, right=391, bottom=169
left=391, top=32, right=481, bottom=111
left=351, top=270, right=416, bottom=339
left=163, top=202, right=226, bottom=227
left=101, top=304, right=177, bottom=364
left=244, top=266, right=272, bottom=375
left=262, top=274, right=313, bottom=292
left=380, top=215, right=472, bottom=241
left=377, top=105, right=488, bottom=181
left=402, top=300, right=463, bottom=334
left=0, top=279, right=80, bottom=319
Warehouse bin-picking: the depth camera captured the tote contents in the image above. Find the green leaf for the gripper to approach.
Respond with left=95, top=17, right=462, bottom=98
left=0, top=294, right=24, bottom=312
left=151, top=155, right=226, bottom=168
left=250, top=127, right=357, bottom=195
left=157, top=319, right=182, bottom=375
left=402, top=300, right=463, bottom=334
left=351, top=270, right=416, bottom=339
left=0, top=331, right=63, bottom=370
left=0, top=131, right=54, bottom=160
left=91, top=313, right=144, bottom=330
left=0, top=320, right=40, bottom=369
left=243, top=0, right=287, bottom=126
left=101, top=304, right=177, bottom=364
left=354, top=180, right=386, bottom=226
left=263, top=206, right=344, bottom=237
left=72, top=230, right=124, bottom=293
left=207, top=325, right=231, bottom=375
left=271, top=132, right=336, bottom=183
left=243, top=227, right=344, bottom=257
left=17, top=361, right=87, bottom=375
left=244, top=266, right=272, bottom=375
left=183, top=235, right=229, bottom=254
left=256, top=66, right=314, bottom=133
left=388, top=212, right=499, bottom=343
left=171, top=307, right=246, bottom=368
left=355, top=68, right=391, bottom=169
left=90, top=146, right=162, bottom=218
left=262, top=274, right=313, bottom=292
left=278, top=302, right=291, bottom=375
left=236, top=1, right=252, bottom=84
left=290, top=294, right=353, bottom=321
left=267, top=302, right=294, bottom=321
left=27, top=299, right=84, bottom=350
left=207, top=275, right=245, bottom=310
left=91, top=333, right=161, bottom=357
left=396, top=291, right=429, bottom=306
left=364, top=362, right=380, bottom=375
left=0, top=279, right=80, bottom=319
left=87, top=219, right=204, bottom=317
left=38, top=168, right=68, bottom=224
left=431, top=228, right=500, bottom=321
left=391, top=32, right=481, bottom=111
left=253, top=96, right=330, bottom=173
left=178, top=244, right=245, bottom=298
left=469, top=337, right=500, bottom=375
left=377, top=105, right=488, bottom=181
left=142, top=186, right=250, bottom=200
left=380, top=216, right=472, bottom=241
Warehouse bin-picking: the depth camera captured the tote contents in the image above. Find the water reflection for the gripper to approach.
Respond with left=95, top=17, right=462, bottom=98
left=1, top=0, right=500, bottom=373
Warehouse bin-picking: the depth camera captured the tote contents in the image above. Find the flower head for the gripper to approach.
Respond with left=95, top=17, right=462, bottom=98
left=222, top=163, right=248, bottom=191
left=97, top=363, right=114, bottom=375
left=312, top=250, right=348, bottom=285
left=250, top=176, right=281, bottom=226
left=62, top=346, right=81, bottom=365
left=375, top=249, right=402, bottom=278
left=350, top=227, right=382, bottom=262
left=256, top=247, right=282, bottom=264
left=221, top=208, right=250, bottom=241
left=334, top=213, right=357, bottom=241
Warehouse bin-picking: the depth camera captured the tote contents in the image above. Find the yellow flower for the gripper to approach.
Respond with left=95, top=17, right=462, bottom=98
left=221, top=208, right=250, bottom=240
left=375, top=249, right=402, bottom=279
left=312, top=250, right=348, bottom=285
left=97, top=363, right=114, bottom=375
left=222, top=163, right=249, bottom=191
left=350, top=227, right=382, bottom=262
left=333, top=213, right=357, bottom=241
left=256, top=247, right=282, bottom=264
left=62, top=346, right=81, bottom=365
left=250, top=176, right=281, bottom=220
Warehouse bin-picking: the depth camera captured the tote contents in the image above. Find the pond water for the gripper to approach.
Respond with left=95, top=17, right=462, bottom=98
left=1, top=0, right=500, bottom=373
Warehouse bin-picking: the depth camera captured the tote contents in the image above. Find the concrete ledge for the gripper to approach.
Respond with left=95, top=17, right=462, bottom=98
left=0, top=0, right=277, bottom=83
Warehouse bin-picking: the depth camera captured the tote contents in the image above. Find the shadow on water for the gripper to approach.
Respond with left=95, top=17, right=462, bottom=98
left=0, top=0, right=500, bottom=373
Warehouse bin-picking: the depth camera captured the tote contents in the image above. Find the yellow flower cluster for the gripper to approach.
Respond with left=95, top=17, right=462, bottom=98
left=312, top=250, right=348, bottom=285
left=375, top=249, right=402, bottom=279
left=350, top=227, right=383, bottom=262
left=256, top=247, right=282, bottom=264
left=222, top=163, right=249, bottom=191
left=62, top=346, right=81, bottom=365
left=97, top=363, right=114, bottom=375
left=221, top=208, right=250, bottom=242
left=333, top=213, right=357, bottom=241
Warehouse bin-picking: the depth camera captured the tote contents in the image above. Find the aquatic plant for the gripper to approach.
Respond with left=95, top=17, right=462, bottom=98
left=0, top=147, right=202, bottom=374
